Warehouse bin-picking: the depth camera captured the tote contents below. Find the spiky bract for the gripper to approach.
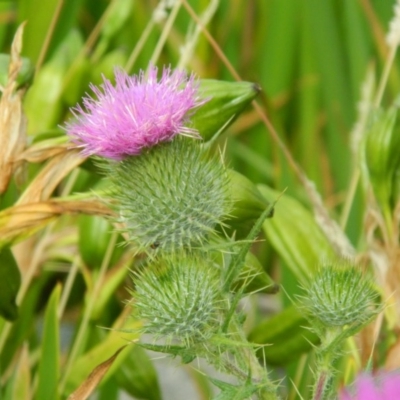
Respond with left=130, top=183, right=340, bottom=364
left=132, top=255, right=225, bottom=343
left=109, top=138, right=231, bottom=253
left=303, top=264, right=379, bottom=328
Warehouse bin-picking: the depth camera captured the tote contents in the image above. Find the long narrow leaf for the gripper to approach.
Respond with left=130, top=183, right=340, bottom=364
left=36, top=283, right=61, bottom=400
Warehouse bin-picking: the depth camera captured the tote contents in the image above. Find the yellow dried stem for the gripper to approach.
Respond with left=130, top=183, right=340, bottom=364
left=0, top=199, right=113, bottom=247
left=18, top=137, right=69, bottom=163
left=0, top=24, right=28, bottom=194
left=17, top=148, right=85, bottom=204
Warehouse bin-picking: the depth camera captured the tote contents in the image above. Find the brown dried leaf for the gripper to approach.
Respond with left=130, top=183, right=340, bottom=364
left=18, top=137, right=69, bottom=163
left=0, top=198, right=113, bottom=246
left=67, top=346, right=127, bottom=400
left=17, top=148, right=85, bottom=204
left=0, top=24, right=28, bottom=194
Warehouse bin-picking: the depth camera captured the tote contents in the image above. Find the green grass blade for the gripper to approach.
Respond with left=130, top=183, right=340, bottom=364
left=35, top=284, right=61, bottom=400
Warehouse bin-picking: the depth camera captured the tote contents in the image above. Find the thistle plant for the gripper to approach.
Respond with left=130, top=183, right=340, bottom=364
left=3, top=2, right=400, bottom=398
left=300, top=264, right=380, bottom=400
left=65, top=64, right=277, bottom=399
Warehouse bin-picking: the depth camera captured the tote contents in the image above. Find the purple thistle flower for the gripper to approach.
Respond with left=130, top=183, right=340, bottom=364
left=340, top=372, right=400, bottom=400
left=65, top=66, right=205, bottom=160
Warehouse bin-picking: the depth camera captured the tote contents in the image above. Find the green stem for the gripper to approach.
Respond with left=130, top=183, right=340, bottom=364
left=312, top=328, right=341, bottom=400
left=225, top=319, right=280, bottom=400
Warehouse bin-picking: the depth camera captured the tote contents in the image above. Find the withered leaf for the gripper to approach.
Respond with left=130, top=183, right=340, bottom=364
left=0, top=24, right=27, bottom=194
left=67, top=346, right=127, bottom=400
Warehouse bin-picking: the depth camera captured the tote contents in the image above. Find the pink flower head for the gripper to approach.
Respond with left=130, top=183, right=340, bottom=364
left=340, top=372, right=400, bottom=400
left=65, top=66, right=205, bottom=160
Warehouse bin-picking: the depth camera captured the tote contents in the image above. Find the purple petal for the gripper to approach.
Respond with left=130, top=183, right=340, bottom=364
left=340, top=371, right=400, bottom=400
left=355, top=374, right=381, bottom=400
left=381, top=372, right=400, bottom=398
left=64, top=65, right=207, bottom=160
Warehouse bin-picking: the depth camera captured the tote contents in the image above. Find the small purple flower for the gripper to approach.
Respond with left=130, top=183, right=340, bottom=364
left=65, top=66, right=205, bottom=160
left=340, top=372, right=400, bottom=400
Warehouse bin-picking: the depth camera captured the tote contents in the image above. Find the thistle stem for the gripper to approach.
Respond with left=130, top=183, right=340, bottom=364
left=312, top=328, right=341, bottom=400
left=228, top=319, right=279, bottom=400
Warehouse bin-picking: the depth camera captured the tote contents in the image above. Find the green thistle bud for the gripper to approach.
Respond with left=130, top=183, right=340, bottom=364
left=302, top=264, right=379, bottom=329
left=131, top=255, right=225, bottom=343
left=191, top=80, right=260, bottom=141
left=108, top=138, right=231, bottom=253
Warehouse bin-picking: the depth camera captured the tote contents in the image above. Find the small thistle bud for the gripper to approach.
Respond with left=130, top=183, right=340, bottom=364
left=131, top=255, right=225, bottom=343
left=191, top=80, right=260, bottom=141
left=108, top=138, right=231, bottom=253
left=302, top=264, right=379, bottom=329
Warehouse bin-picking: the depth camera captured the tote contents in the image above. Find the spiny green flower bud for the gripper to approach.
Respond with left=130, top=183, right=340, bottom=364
left=302, top=264, right=379, bottom=329
left=131, top=255, right=225, bottom=343
left=108, top=138, right=231, bottom=253
left=191, top=80, right=260, bottom=141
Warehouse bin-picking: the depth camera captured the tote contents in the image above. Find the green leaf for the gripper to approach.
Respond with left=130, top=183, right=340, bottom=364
left=115, top=344, right=161, bottom=400
left=220, top=247, right=278, bottom=295
left=17, top=0, right=60, bottom=62
left=78, top=215, right=124, bottom=270
left=98, top=377, right=119, bottom=400
left=224, top=169, right=269, bottom=238
left=223, top=200, right=275, bottom=292
left=92, top=0, right=134, bottom=61
left=248, top=305, right=319, bottom=366
left=63, top=320, right=140, bottom=396
left=364, top=106, right=400, bottom=227
left=0, top=246, right=21, bottom=321
left=0, top=54, right=33, bottom=88
left=0, top=273, right=51, bottom=371
left=8, top=345, right=31, bottom=400
left=210, top=378, right=259, bottom=400
left=36, top=284, right=61, bottom=400
left=192, top=79, right=260, bottom=141
left=258, top=184, right=336, bottom=284
left=139, top=342, right=196, bottom=364
left=90, top=262, right=130, bottom=320
left=238, top=251, right=279, bottom=295
left=222, top=199, right=277, bottom=332
left=24, top=30, right=84, bottom=134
